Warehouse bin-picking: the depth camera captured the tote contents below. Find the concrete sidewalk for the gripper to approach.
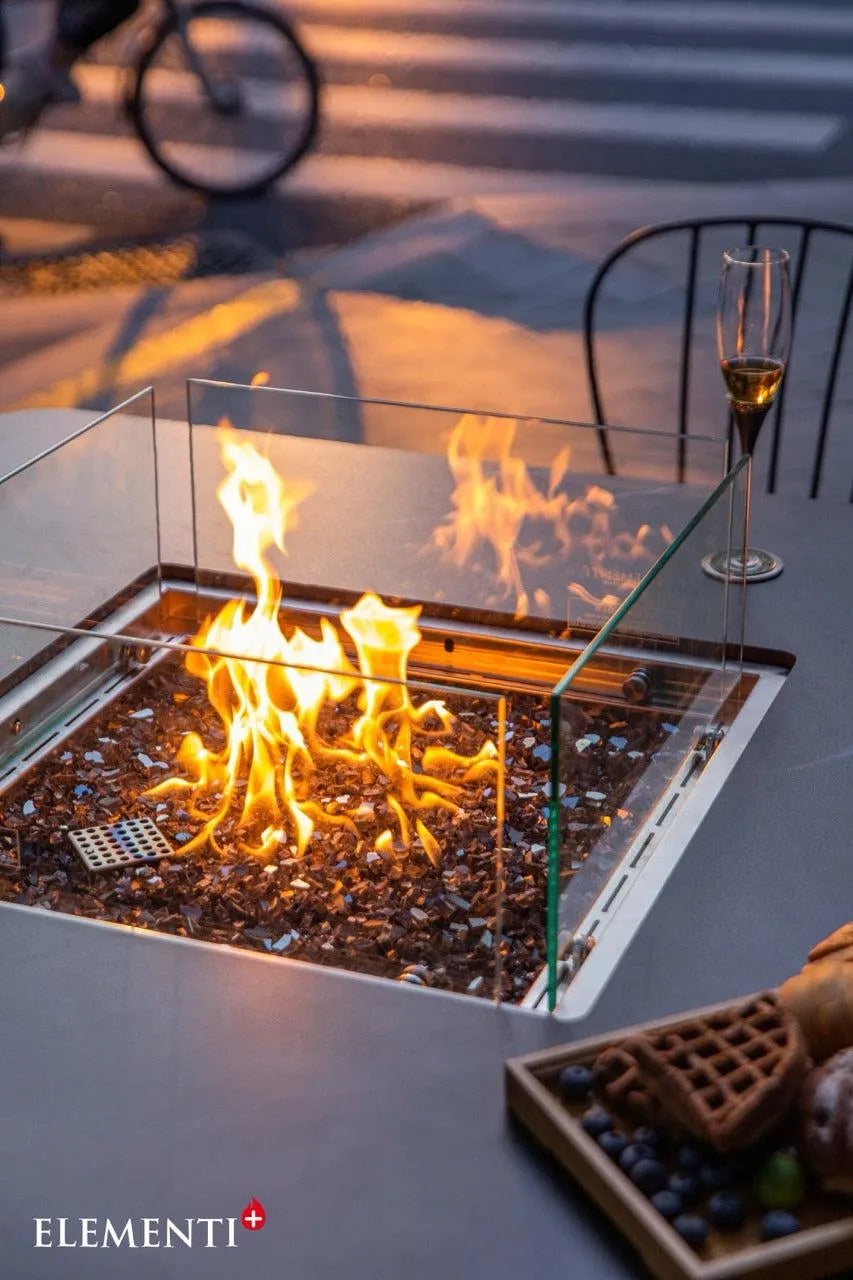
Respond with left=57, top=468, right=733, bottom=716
left=3, top=172, right=852, bottom=500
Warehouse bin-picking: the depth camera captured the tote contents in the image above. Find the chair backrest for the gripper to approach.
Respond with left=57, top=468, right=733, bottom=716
left=584, top=217, right=853, bottom=499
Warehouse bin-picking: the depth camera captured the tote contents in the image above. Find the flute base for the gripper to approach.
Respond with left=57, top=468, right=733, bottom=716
left=701, top=547, right=783, bottom=584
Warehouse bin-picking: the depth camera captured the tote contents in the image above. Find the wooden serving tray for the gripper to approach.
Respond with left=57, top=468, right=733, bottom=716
left=506, top=993, right=853, bottom=1280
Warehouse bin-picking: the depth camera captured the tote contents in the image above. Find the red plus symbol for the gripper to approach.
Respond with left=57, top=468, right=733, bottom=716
left=241, top=1199, right=266, bottom=1231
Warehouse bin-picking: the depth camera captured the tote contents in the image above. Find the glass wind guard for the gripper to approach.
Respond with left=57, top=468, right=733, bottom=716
left=184, top=380, right=729, bottom=635
left=0, top=389, right=159, bottom=680
left=546, top=457, right=749, bottom=1011
left=0, top=382, right=744, bottom=1007
left=0, top=618, right=508, bottom=1000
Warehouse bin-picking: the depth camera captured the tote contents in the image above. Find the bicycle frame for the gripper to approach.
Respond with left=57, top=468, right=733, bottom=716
left=151, top=0, right=242, bottom=114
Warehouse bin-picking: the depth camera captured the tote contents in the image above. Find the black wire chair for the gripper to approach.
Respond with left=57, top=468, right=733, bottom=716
left=583, top=217, right=853, bottom=497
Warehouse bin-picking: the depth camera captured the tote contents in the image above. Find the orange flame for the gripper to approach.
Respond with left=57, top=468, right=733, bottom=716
left=432, top=415, right=674, bottom=619
left=340, top=592, right=497, bottom=858
left=152, top=430, right=497, bottom=863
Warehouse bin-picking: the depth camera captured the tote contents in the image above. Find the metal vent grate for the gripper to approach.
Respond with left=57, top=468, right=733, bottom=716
left=69, top=819, right=172, bottom=871
left=0, top=229, right=276, bottom=296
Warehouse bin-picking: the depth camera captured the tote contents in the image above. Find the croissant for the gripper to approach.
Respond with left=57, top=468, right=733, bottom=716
left=806, top=922, right=853, bottom=969
left=779, top=962, right=853, bottom=1062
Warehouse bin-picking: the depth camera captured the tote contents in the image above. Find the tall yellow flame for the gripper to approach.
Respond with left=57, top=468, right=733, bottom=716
left=151, top=429, right=497, bottom=864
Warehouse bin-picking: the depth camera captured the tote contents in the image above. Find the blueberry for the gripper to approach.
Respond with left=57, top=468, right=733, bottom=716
left=580, top=1106, right=613, bottom=1137
left=668, top=1172, right=699, bottom=1206
left=619, top=1142, right=656, bottom=1173
left=673, top=1215, right=709, bottom=1249
left=630, top=1158, right=667, bottom=1196
left=708, top=1191, right=746, bottom=1231
left=698, top=1160, right=736, bottom=1192
left=597, top=1131, right=628, bottom=1161
left=650, top=1189, right=683, bottom=1221
left=632, top=1125, right=665, bottom=1151
left=557, top=1064, right=594, bottom=1101
left=676, top=1143, right=705, bottom=1172
left=761, top=1210, right=800, bottom=1241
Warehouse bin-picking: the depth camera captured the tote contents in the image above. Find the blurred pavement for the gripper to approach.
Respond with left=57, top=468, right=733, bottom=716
left=4, top=172, right=853, bottom=501
left=2, top=0, right=853, bottom=254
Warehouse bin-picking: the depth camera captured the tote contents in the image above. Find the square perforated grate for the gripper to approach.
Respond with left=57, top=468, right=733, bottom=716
left=69, top=819, right=172, bottom=871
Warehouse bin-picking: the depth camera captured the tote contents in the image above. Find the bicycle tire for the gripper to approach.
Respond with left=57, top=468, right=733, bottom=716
left=128, top=0, right=320, bottom=198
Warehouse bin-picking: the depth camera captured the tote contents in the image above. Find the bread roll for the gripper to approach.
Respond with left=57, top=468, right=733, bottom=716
left=800, top=1047, right=853, bottom=1194
left=779, top=963, right=853, bottom=1062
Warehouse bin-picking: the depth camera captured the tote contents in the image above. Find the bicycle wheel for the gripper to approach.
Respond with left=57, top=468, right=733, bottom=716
left=129, top=0, right=320, bottom=197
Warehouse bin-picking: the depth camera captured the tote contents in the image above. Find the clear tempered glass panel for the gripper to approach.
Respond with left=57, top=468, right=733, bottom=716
left=546, top=456, right=749, bottom=1010
left=0, top=385, right=742, bottom=1008
left=155, top=395, right=195, bottom=572
left=0, top=620, right=509, bottom=1001
left=0, top=389, right=159, bottom=653
left=185, top=380, right=729, bottom=634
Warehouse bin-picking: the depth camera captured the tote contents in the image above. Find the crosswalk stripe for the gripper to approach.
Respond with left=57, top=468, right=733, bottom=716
left=71, top=64, right=842, bottom=153
left=0, top=128, right=264, bottom=185
left=299, top=25, right=853, bottom=91
left=0, top=129, right=697, bottom=202
left=284, top=0, right=853, bottom=40
left=119, top=17, right=853, bottom=93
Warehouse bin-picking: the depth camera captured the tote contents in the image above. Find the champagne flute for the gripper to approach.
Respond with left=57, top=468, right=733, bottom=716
left=701, top=246, right=791, bottom=583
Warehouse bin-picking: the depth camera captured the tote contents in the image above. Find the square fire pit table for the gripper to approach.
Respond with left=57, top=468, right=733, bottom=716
left=0, top=383, right=783, bottom=1015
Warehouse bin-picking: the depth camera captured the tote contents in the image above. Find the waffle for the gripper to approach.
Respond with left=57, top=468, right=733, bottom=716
left=622, top=993, right=807, bottom=1153
left=592, top=1043, right=662, bottom=1124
